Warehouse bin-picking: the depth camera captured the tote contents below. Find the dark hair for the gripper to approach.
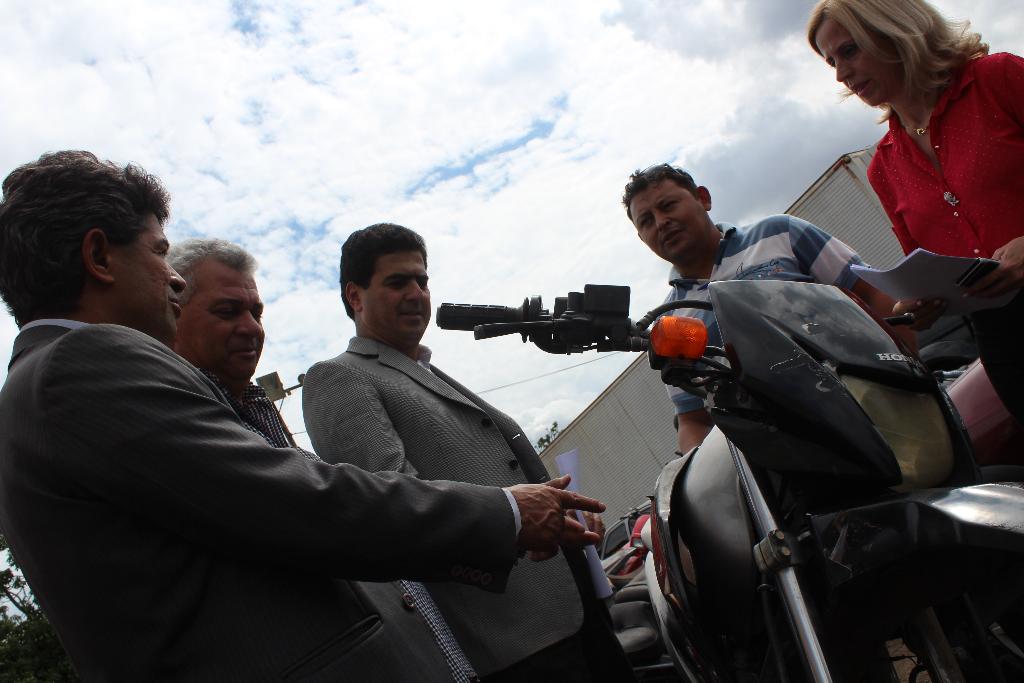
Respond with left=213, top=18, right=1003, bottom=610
left=0, top=151, right=171, bottom=326
left=622, top=164, right=699, bottom=221
left=339, top=223, right=427, bottom=318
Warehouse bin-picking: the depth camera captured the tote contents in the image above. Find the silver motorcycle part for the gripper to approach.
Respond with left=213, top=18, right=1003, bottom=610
left=991, top=622, right=1024, bottom=660
left=644, top=553, right=701, bottom=683
left=726, top=438, right=835, bottom=682
left=905, top=608, right=965, bottom=683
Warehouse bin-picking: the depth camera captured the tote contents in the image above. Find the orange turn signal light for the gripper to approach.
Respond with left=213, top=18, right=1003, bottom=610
left=650, top=315, right=708, bottom=359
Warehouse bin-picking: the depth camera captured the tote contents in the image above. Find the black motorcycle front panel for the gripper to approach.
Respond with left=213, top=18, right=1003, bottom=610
left=676, top=428, right=759, bottom=640
left=707, top=281, right=931, bottom=486
left=709, top=280, right=926, bottom=380
left=811, top=483, right=1024, bottom=579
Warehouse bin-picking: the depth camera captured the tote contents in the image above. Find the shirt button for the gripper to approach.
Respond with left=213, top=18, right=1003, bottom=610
left=974, top=249, right=980, bottom=254
left=401, top=593, right=416, bottom=610
left=953, top=212, right=958, bottom=217
left=481, top=417, right=493, bottom=427
left=508, top=459, right=520, bottom=470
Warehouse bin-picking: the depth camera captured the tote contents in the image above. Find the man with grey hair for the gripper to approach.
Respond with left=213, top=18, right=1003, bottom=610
left=168, top=237, right=482, bottom=681
left=168, top=238, right=296, bottom=445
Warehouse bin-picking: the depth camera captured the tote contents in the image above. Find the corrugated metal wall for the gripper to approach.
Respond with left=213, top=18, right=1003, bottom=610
left=540, top=353, right=677, bottom=520
left=788, top=147, right=904, bottom=269
left=542, top=148, right=906, bottom=522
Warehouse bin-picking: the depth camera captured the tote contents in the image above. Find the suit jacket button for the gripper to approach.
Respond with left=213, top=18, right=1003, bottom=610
left=508, top=459, right=519, bottom=470
left=401, top=593, right=416, bottom=611
left=481, top=417, right=493, bottom=427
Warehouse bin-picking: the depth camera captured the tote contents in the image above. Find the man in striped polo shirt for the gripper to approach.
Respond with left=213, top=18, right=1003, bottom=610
left=623, top=164, right=907, bottom=454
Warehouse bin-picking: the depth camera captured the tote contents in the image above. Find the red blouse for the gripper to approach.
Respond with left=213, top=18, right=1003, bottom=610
left=868, top=53, right=1024, bottom=258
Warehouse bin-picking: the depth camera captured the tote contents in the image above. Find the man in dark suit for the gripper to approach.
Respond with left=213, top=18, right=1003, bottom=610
left=0, top=151, right=604, bottom=682
left=168, top=236, right=481, bottom=681
left=302, top=224, right=633, bottom=682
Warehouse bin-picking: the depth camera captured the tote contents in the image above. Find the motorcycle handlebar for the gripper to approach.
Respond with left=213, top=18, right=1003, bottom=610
left=436, top=286, right=639, bottom=354
left=436, top=303, right=525, bottom=331
left=437, top=287, right=719, bottom=356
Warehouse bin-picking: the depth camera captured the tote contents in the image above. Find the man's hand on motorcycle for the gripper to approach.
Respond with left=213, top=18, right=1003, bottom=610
left=965, top=236, right=1024, bottom=298
left=508, top=474, right=605, bottom=560
left=892, top=298, right=945, bottom=331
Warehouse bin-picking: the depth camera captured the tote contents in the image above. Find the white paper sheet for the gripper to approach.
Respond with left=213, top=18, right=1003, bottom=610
left=851, top=248, right=1014, bottom=316
left=554, top=448, right=614, bottom=599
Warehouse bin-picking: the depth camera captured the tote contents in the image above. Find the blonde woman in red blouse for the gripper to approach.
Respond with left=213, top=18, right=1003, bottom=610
left=808, top=0, right=1024, bottom=424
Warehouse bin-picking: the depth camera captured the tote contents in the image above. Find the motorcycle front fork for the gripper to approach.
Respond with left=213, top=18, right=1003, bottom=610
left=729, top=439, right=971, bottom=683
left=727, top=439, right=834, bottom=682
left=905, top=609, right=965, bottom=683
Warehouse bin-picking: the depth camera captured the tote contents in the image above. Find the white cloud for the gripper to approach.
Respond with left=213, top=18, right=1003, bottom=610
left=1, top=0, right=1022, bottom=450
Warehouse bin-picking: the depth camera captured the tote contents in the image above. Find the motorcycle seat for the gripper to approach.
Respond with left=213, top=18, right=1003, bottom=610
left=610, top=601, right=662, bottom=666
left=613, top=574, right=649, bottom=604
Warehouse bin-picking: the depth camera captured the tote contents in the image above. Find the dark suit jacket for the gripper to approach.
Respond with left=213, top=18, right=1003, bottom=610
left=302, top=337, right=587, bottom=676
left=0, top=324, right=517, bottom=682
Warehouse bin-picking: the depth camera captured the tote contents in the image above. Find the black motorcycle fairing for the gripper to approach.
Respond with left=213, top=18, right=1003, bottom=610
left=709, top=408, right=895, bottom=482
left=650, top=454, right=731, bottom=680
left=710, top=280, right=927, bottom=382
left=706, top=280, right=934, bottom=486
left=809, top=482, right=1024, bottom=590
left=675, top=428, right=760, bottom=642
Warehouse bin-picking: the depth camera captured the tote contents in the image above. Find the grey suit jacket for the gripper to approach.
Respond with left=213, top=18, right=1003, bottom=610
left=303, top=337, right=585, bottom=676
left=0, top=324, right=517, bottom=682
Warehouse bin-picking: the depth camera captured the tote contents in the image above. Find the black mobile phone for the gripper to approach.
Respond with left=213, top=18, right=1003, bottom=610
left=956, top=258, right=999, bottom=287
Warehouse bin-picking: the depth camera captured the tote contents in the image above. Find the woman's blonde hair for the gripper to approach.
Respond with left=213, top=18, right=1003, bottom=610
left=807, top=0, right=988, bottom=118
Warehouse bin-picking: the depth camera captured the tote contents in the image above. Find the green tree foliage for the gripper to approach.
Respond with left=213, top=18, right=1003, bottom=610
left=0, top=536, right=77, bottom=682
left=535, top=421, right=561, bottom=452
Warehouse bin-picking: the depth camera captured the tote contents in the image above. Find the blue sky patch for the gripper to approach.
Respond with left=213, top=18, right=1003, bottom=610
left=405, top=118, right=555, bottom=197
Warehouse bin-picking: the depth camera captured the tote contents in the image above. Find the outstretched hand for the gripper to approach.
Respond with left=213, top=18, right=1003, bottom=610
left=508, top=474, right=605, bottom=561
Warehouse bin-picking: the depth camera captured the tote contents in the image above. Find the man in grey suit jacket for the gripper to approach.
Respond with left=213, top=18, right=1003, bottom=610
left=0, top=151, right=604, bottom=682
left=303, top=224, right=633, bottom=682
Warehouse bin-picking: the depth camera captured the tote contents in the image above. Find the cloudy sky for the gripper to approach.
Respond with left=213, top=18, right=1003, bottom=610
left=2, top=0, right=1022, bottom=450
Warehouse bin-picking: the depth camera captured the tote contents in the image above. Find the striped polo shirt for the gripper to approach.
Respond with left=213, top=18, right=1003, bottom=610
left=663, top=214, right=863, bottom=414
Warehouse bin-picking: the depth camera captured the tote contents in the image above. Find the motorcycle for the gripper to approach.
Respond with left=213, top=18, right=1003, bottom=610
left=437, top=281, right=1024, bottom=682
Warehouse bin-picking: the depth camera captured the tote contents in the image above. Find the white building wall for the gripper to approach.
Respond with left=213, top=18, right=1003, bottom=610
left=788, top=147, right=904, bottom=269
left=540, top=353, right=677, bottom=520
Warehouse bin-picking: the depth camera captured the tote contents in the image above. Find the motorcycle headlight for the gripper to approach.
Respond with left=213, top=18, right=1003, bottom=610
left=840, top=375, right=954, bottom=490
